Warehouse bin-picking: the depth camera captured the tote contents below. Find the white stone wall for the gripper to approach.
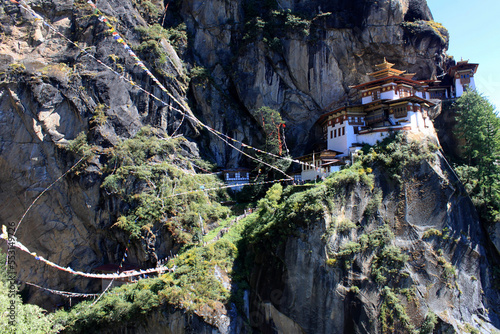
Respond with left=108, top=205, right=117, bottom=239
left=326, top=123, right=349, bottom=155
left=380, top=90, right=397, bottom=100
left=455, top=78, right=464, bottom=97
left=356, top=131, right=390, bottom=147
left=301, top=167, right=328, bottom=181
left=329, top=165, right=342, bottom=173
left=362, top=95, right=373, bottom=104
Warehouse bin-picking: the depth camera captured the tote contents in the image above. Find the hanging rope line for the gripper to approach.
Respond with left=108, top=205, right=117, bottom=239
left=13, top=156, right=86, bottom=236
left=5, top=0, right=295, bottom=241
left=13, top=0, right=314, bottom=173
left=0, top=228, right=176, bottom=279
left=167, top=177, right=292, bottom=198
left=4, top=0, right=297, bottom=291
left=24, top=281, right=101, bottom=298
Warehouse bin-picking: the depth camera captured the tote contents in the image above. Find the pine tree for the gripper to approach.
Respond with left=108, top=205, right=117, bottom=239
left=454, top=90, right=500, bottom=223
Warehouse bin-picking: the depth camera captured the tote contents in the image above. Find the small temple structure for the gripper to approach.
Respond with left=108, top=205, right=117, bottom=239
left=221, top=168, right=251, bottom=191
left=297, top=58, right=478, bottom=181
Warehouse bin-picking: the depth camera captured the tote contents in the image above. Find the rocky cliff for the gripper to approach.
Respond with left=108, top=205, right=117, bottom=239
left=3, top=0, right=496, bottom=333
left=243, top=138, right=500, bottom=333
left=176, top=0, right=448, bottom=161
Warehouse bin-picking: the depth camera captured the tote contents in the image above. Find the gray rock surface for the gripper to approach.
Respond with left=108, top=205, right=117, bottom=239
left=247, top=151, right=500, bottom=333
left=3, top=0, right=497, bottom=333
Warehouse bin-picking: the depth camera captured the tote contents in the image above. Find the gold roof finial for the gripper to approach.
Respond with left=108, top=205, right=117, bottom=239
left=368, top=58, right=404, bottom=78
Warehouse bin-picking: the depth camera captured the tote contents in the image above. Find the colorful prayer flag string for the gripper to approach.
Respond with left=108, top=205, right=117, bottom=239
left=15, top=0, right=315, bottom=173
left=167, top=178, right=293, bottom=198
left=24, top=281, right=101, bottom=298
left=0, top=232, right=176, bottom=279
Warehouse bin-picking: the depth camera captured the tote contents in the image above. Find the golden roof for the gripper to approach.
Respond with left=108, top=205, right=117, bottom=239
left=367, top=58, right=405, bottom=79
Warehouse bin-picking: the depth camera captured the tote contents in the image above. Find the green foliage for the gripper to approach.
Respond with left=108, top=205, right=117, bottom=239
left=463, top=323, right=480, bottom=334
left=371, top=245, right=408, bottom=284
left=61, top=132, right=98, bottom=174
left=437, top=256, right=456, bottom=281
left=40, top=63, right=73, bottom=82
left=401, top=20, right=448, bottom=43
left=250, top=107, right=291, bottom=180
left=8, top=63, right=26, bottom=75
left=422, top=228, right=442, bottom=239
left=90, top=103, right=109, bottom=127
left=101, top=127, right=229, bottom=240
left=132, top=0, right=162, bottom=23
left=135, top=23, right=187, bottom=63
left=189, top=66, right=212, bottom=85
left=257, top=183, right=283, bottom=211
left=379, top=286, right=416, bottom=334
left=65, top=132, right=95, bottom=158
left=349, top=285, right=360, bottom=294
left=54, top=279, right=163, bottom=332
left=453, top=90, right=500, bottom=224
left=324, top=161, right=375, bottom=192
left=364, top=189, right=383, bottom=217
left=419, top=311, right=438, bottom=334
left=337, top=241, right=362, bottom=257
left=56, top=238, right=238, bottom=332
left=329, top=224, right=395, bottom=270
left=336, top=217, right=356, bottom=232
left=360, top=133, right=437, bottom=184
left=360, top=224, right=394, bottom=250
left=0, top=251, right=62, bottom=333
left=270, top=9, right=311, bottom=37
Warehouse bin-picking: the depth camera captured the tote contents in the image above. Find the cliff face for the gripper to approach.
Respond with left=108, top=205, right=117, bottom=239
left=177, top=0, right=447, bottom=160
left=0, top=0, right=467, bottom=331
left=246, top=146, right=500, bottom=333
left=0, top=0, right=188, bottom=308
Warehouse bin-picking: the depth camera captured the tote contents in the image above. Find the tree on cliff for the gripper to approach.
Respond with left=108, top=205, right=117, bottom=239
left=454, top=90, right=500, bottom=223
left=252, top=106, right=290, bottom=179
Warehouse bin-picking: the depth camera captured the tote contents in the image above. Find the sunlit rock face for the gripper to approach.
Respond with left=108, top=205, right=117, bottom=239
left=1, top=1, right=468, bottom=331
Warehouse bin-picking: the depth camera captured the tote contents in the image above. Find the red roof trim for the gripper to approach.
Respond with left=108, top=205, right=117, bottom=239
left=351, top=76, right=432, bottom=90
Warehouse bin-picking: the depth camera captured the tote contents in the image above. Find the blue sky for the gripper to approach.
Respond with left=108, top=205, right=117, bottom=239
left=427, top=0, right=500, bottom=112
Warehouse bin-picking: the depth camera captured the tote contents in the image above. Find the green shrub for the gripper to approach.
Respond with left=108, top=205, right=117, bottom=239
left=401, top=20, right=448, bottom=43
left=336, top=217, right=356, bottom=232
left=419, top=311, right=438, bottom=334
left=371, top=245, right=408, bottom=284
left=90, top=103, right=109, bottom=126
left=422, top=228, right=442, bottom=239
left=364, top=189, right=383, bottom=217
left=463, top=323, right=480, bottom=334
left=360, top=224, right=394, bottom=250
left=135, top=23, right=187, bottom=63
left=324, top=161, right=374, bottom=191
left=360, top=133, right=436, bottom=185
left=0, top=251, right=62, bottom=333
left=379, top=287, right=416, bottom=334
left=101, top=127, right=229, bottom=241
left=66, top=132, right=95, bottom=158
left=56, top=238, right=238, bottom=332
left=436, top=255, right=456, bottom=281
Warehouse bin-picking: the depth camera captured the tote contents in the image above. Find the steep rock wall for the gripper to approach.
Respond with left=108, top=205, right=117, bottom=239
left=247, top=151, right=500, bottom=333
left=0, top=0, right=450, bottom=318
left=174, top=0, right=447, bottom=162
left=0, top=0, right=188, bottom=308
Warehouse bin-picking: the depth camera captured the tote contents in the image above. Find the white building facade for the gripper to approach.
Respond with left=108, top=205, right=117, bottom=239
left=294, top=58, right=478, bottom=180
left=222, top=169, right=250, bottom=192
left=319, top=59, right=438, bottom=156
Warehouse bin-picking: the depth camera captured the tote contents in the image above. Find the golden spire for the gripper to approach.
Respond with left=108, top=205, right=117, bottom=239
left=367, top=58, right=405, bottom=79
